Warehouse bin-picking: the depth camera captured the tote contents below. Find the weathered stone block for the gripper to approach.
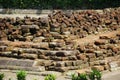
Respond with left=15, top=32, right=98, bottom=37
left=21, top=25, right=39, bottom=29
left=32, top=42, right=49, bottom=50
left=33, top=37, right=45, bottom=43
left=20, top=53, right=38, bottom=59
left=76, top=54, right=86, bottom=60
left=99, top=60, right=106, bottom=65
left=94, top=51, right=103, bottom=57
left=56, top=61, right=65, bottom=67
left=65, top=61, right=73, bottom=66
left=0, top=46, right=7, bottom=51
left=86, top=53, right=96, bottom=58
left=92, top=66, right=104, bottom=71
left=47, top=50, right=79, bottom=57
left=88, top=58, right=96, bottom=62
left=109, top=61, right=119, bottom=71
left=0, top=52, right=12, bottom=57
left=85, top=49, right=94, bottom=53
left=94, top=40, right=107, bottom=45
left=76, top=60, right=83, bottom=66
left=68, top=55, right=77, bottom=60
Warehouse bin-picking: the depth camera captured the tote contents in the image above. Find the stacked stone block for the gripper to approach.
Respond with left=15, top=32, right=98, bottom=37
left=0, top=8, right=120, bottom=72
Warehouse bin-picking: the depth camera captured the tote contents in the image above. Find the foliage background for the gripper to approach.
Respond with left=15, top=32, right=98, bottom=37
left=0, top=0, right=120, bottom=9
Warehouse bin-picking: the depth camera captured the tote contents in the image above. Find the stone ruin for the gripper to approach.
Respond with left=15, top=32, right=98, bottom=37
left=0, top=8, right=120, bottom=72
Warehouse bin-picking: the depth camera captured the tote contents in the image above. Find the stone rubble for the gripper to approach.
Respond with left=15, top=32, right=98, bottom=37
left=0, top=8, right=120, bottom=72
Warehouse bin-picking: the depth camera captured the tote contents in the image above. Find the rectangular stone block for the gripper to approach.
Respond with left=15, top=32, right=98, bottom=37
left=32, top=42, right=49, bottom=50
left=0, top=65, right=45, bottom=72
left=94, top=51, right=103, bottom=57
left=65, top=61, right=73, bottom=66
left=86, top=53, right=96, bottom=58
left=55, top=50, right=79, bottom=57
left=0, top=52, right=12, bottom=57
left=56, top=61, right=65, bottom=67
left=20, top=53, right=38, bottom=59
left=76, top=60, right=83, bottom=66
left=0, top=58, right=34, bottom=67
left=92, top=66, right=104, bottom=71
left=0, top=46, right=7, bottom=51
left=21, top=25, right=39, bottom=29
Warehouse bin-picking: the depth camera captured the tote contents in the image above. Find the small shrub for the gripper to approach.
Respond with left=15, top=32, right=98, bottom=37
left=71, top=73, right=88, bottom=80
left=0, top=73, right=4, bottom=80
left=89, top=71, right=95, bottom=80
left=71, top=74, right=78, bottom=80
left=17, top=70, right=27, bottom=80
left=44, top=74, right=56, bottom=80
left=93, top=69, right=102, bottom=80
left=78, top=73, right=88, bottom=80
left=89, top=69, right=102, bottom=80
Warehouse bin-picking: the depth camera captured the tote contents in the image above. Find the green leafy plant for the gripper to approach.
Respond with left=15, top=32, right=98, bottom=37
left=17, top=70, right=27, bottom=80
left=88, top=71, right=95, bottom=80
left=44, top=74, right=56, bottom=80
left=71, top=73, right=88, bottom=80
left=93, top=69, right=102, bottom=80
left=0, top=73, right=4, bottom=80
left=78, top=73, right=88, bottom=80
left=89, top=69, right=102, bottom=80
left=71, top=74, right=78, bottom=80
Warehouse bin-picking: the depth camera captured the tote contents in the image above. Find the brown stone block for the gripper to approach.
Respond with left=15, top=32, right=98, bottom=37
left=76, top=54, right=86, bottom=60
left=20, top=53, right=38, bottom=59
left=92, top=66, right=104, bottom=71
left=95, top=40, right=108, bottom=45
left=94, top=51, right=103, bottom=57
left=56, top=61, right=65, bottom=67
left=86, top=53, right=96, bottom=58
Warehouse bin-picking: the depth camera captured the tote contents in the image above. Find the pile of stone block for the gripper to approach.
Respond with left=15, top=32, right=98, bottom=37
left=0, top=8, right=120, bottom=72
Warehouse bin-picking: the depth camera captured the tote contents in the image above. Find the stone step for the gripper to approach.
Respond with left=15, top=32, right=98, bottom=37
left=0, top=51, right=38, bottom=59
left=0, top=65, right=45, bottom=72
left=21, top=25, right=39, bottom=29
left=0, top=41, right=49, bottom=50
left=0, top=46, right=7, bottom=51
left=0, top=58, right=45, bottom=72
left=48, top=62, right=89, bottom=72
left=0, top=41, right=9, bottom=46
left=50, top=66, right=80, bottom=72
left=55, top=60, right=83, bottom=67
left=0, top=58, right=34, bottom=67
left=11, top=48, right=48, bottom=55
left=45, top=50, right=79, bottom=57
left=0, top=52, right=13, bottom=57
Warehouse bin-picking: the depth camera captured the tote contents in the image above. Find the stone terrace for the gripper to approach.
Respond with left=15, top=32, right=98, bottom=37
left=0, top=8, right=120, bottom=73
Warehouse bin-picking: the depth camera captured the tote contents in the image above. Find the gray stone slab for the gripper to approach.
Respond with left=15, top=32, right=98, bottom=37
left=0, top=65, right=45, bottom=72
left=0, top=58, right=45, bottom=72
left=0, top=58, right=34, bottom=67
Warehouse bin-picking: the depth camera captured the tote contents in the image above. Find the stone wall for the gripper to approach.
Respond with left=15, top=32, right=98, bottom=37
left=0, top=8, right=120, bottom=72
